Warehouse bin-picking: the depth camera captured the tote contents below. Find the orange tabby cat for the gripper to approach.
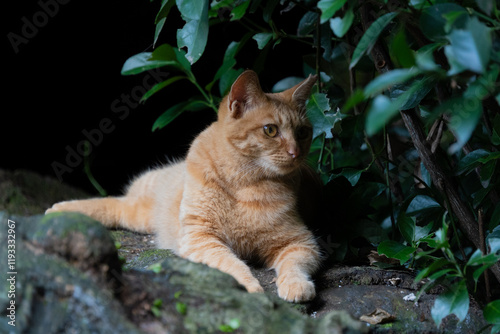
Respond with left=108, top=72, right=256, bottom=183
left=46, top=70, right=321, bottom=302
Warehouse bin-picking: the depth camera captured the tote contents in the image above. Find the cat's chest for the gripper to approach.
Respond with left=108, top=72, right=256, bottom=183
left=231, top=182, right=296, bottom=221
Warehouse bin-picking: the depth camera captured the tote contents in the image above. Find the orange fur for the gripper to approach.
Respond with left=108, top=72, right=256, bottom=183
left=46, top=70, right=322, bottom=302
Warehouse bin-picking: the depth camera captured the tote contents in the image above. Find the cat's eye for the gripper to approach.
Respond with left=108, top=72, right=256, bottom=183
left=263, top=124, right=279, bottom=138
left=297, top=126, right=311, bottom=140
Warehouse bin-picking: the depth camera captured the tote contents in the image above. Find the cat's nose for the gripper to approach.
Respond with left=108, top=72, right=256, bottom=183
left=288, top=146, right=300, bottom=159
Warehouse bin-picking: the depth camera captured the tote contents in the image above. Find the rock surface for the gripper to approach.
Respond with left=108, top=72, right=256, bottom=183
left=0, top=169, right=490, bottom=333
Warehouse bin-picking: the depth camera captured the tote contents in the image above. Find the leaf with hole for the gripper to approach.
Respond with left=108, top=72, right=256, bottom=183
left=176, top=0, right=209, bottom=64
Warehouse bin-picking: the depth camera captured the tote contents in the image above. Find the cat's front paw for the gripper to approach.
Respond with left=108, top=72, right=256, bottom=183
left=276, top=274, right=316, bottom=303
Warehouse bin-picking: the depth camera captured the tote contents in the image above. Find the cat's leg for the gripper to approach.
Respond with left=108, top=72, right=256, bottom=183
left=268, top=235, right=321, bottom=303
left=45, top=196, right=154, bottom=233
left=179, top=226, right=263, bottom=293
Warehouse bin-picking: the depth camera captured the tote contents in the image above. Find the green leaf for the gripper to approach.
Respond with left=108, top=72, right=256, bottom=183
left=121, top=44, right=189, bottom=76
left=253, top=32, right=273, bottom=49
left=122, top=50, right=174, bottom=76
left=446, top=96, right=483, bottom=154
left=431, top=280, right=469, bottom=327
left=456, top=149, right=490, bottom=175
left=176, top=0, right=209, bottom=64
left=378, top=240, right=416, bottom=264
left=419, top=3, right=467, bottom=42
left=366, top=73, right=436, bottom=135
left=230, top=0, right=250, bottom=21
left=141, top=76, right=187, bottom=103
left=406, top=195, right=441, bottom=216
left=152, top=100, right=208, bottom=131
left=207, top=41, right=241, bottom=92
left=484, top=300, right=500, bottom=325
left=487, top=225, right=500, bottom=254
left=446, top=17, right=492, bottom=74
left=350, top=12, right=398, bottom=69
left=219, top=68, right=244, bottom=96
left=262, top=0, right=279, bottom=23
left=364, top=68, right=420, bottom=97
left=389, top=75, right=435, bottom=110
left=415, top=43, right=441, bottom=71
left=298, top=11, right=319, bottom=37
left=391, top=28, right=416, bottom=68
left=154, top=0, right=175, bottom=46
left=329, top=7, right=354, bottom=38
left=272, top=77, right=304, bottom=93
left=471, top=254, right=500, bottom=283
left=365, top=95, right=396, bottom=136
left=398, top=213, right=416, bottom=244
left=306, top=93, right=343, bottom=140
left=317, top=0, right=347, bottom=24
left=176, top=302, right=187, bottom=315
left=414, top=258, right=450, bottom=282
left=340, top=168, right=363, bottom=186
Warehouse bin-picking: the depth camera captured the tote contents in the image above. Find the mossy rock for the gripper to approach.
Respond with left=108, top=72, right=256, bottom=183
left=0, top=212, right=366, bottom=334
left=0, top=169, right=89, bottom=215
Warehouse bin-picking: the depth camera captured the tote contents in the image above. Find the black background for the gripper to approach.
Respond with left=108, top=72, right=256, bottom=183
left=5, top=0, right=308, bottom=195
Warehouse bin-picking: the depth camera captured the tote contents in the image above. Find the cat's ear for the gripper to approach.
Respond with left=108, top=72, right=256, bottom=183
left=228, top=70, right=265, bottom=119
left=282, top=74, right=318, bottom=111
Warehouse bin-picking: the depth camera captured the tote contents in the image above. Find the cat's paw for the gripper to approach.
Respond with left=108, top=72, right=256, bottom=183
left=276, top=275, right=316, bottom=303
left=45, top=201, right=78, bottom=214
left=246, top=282, right=264, bottom=294
left=241, top=278, right=264, bottom=293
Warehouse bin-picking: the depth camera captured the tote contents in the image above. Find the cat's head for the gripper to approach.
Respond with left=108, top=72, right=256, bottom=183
left=218, top=70, right=317, bottom=176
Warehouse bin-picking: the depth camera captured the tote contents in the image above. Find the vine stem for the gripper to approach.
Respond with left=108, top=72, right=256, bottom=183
left=187, top=73, right=218, bottom=113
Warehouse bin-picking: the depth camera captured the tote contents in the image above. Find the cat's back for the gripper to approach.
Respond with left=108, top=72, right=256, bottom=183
left=126, top=159, right=186, bottom=200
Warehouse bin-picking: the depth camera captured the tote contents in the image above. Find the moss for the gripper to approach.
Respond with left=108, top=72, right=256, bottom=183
left=124, top=248, right=175, bottom=270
